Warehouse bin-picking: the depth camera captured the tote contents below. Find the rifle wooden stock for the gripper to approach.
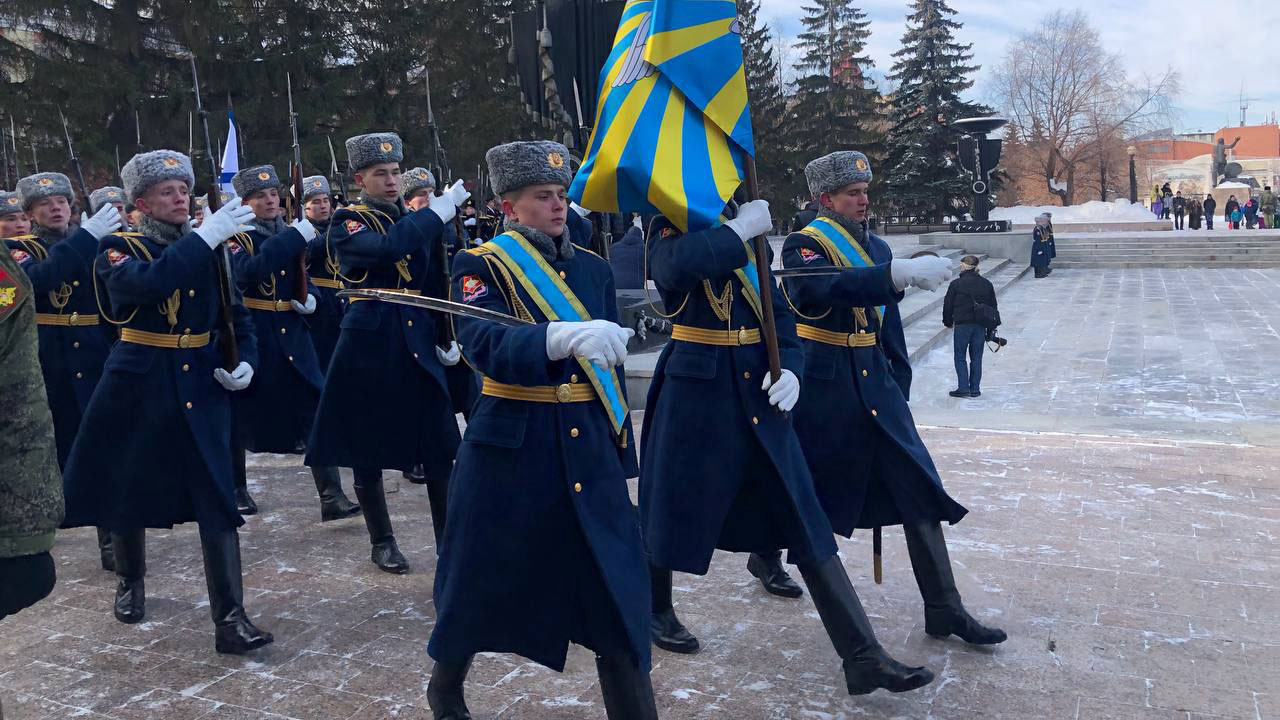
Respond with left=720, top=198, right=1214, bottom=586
left=744, top=157, right=782, bottom=384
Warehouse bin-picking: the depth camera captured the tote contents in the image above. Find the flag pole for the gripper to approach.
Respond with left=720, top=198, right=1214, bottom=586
left=743, top=156, right=782, bottom=384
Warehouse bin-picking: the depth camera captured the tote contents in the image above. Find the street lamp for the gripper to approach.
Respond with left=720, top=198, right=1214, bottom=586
left=1127, top=145, right=1138, bottom=204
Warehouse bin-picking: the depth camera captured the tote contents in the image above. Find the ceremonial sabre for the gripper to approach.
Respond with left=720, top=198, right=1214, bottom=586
left=339, top=289, right=530, bottom=327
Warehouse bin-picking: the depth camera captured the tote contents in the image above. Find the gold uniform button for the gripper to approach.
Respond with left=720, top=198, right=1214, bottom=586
left=184, top=327, right=192, bottom=334
left=279, top=270, right=286, bottom=276
left=407, top=320, right=414, bottom=327
left=75, top=372, right=83, bottom=379
left=862, top=370, right=868, bottom=377
left=570, top=374, right=579, bottom=383
left=743, top=371, right=750, bottom=380
left=185, top=401, right=193, bottom=410
left=413, top=352, right=419, bottom=359
left=72, top=341, right=80, bottom=349
left=288, top=356, right=294, bottom=362
left=69, top=312, right=80, bottom=324
left=555, top=384, right=572, bottom=403
left=574, top=483, right=583, bottom=493
left=188, top=289, right=196, bottom=297
left=752, top=416, right=759, bottom=425
left=570, top=428, right=580, bottom=438
left=871, top=409, right=878, bottom=417
left=559, top=270, right=567, bottom=279
left=72, top=280, right=80, bottom=287
left=405, top=254, right=412, bottom=260
left=280, top=327, right=287, bottom=334
left=182, top=364, right=190, bottom=372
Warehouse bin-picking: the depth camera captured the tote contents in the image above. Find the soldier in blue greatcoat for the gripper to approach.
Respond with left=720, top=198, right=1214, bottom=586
left=640, top=194, right=936, bottom=697
left=225, top=165, right=361, bottom=522
left=426, top=140, right=657, bottom=720
left=782, top=150, right=1006, bottom=648
left=61, top=149, right=273, bottom=655
left=5, top=175, right=121, bottom=572
left=299, top=175, right=345, bottom=371
left=1031, top=213, right=1053, bottom=278
left=305, top=133, right=466, bottom=573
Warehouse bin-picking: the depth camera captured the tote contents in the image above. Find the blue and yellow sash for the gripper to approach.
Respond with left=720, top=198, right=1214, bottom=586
left=798, top=217, right=884, bottom=321
left=482, top=231, right=630, bottom=437
left=733, top=245, right=765, bottom=321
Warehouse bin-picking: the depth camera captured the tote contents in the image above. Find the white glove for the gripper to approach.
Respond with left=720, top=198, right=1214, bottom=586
left=890, top=255, right=957, bottom=292
left=290, top=217, right=317, bottom=242
left=80, top=204, right=122, bottom=240
left=436, top=341, right=461, bottom=366
left=290, top=294, right=317, bottom=315
left=569, top=201, right=590, bottom=218
left=723, top=199, right=772, bottom=242
left=761, top=369, right=800, bottom=412
left=214, top=361, right=254, bottom=392
left=441, top=179, right=470, bottom=207
left=194, top=200, right=255, bottom=250
left=545, top=319, right=635, bottom=367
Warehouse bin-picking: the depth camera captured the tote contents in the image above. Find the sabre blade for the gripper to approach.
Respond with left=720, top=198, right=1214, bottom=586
left=338, top=289, right=531, bottom=327
left=771, top=265, right=847, bottom=278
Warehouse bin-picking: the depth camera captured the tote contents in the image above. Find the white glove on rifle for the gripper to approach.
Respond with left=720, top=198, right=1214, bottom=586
left=545, top=319, right=635, bottom=367
left=761, top=368, right=800, bottom=412
left=428, top=180, right=471, bottom=224
left=291, top=294, right=317, bottom=315
left=436, top=341, right=461, bottom=366
left=194, top=200, right=255, bottom=250
left=80, top=204, right=122, bottom=240
left=290, top=217, right=317, bottom=242
left=723, top=199, right=772, bottom=242
left=890, top=255, right=957, bottom=292
left=214, top=362, right=254, bottom=392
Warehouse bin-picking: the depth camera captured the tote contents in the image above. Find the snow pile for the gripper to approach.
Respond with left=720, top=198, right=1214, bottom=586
left=1217, top=181, right=1250, bottom=189
left=990, top=199, right=1157, bottom=224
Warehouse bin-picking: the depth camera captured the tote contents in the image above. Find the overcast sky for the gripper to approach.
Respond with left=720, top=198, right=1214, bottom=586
left=757, top=0, right=1280, bottom=134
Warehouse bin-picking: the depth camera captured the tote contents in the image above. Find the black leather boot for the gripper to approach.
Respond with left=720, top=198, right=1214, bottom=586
left=231, top=438, right=258, bottom=515
left=425, top=465, right=450, bottom=547
left=649, top=565, right=698, bottom=654
left=903, top=521, right=1007, bottom=645
left=402, top=464, right=427, bottom=484
left=354, top=468, right=409, bottom=574
left=199, top=525, right=273, bottom=654
left=596, top=654, right=659, bottom=720
left=311, top=466, right=362, bottom=522
left=747, top=550, right=803, bottom=598
left=97, top=527, right=115, bottom=572
left=426, top=657, right=473, bottom=720
left=797, top=555, right=934, bottom=695
left=110, top=528, right=146, bottom=624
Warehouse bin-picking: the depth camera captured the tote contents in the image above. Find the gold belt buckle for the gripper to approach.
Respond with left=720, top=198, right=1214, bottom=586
left=178, top=333, right=192, bottom=349
left=278, top=300, right=289, bottom=311
left=555, top=384, right=573, bottom=403
left=69, top=312, right=80, bottom=325
left=736, top=328, right=749, bottom=345
left=846, top=333, right=857, bottom=347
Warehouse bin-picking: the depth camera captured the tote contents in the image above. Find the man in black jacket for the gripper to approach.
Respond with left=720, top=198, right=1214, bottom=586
left=942, top=256, right=997, bottom=398
left=1203, top=194, right=1216, bottom=229
left=1172, top=191, right=1186, bottom=230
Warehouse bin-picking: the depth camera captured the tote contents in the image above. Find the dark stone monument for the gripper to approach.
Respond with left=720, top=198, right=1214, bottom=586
left=953, top=117, right=1009, bottom=232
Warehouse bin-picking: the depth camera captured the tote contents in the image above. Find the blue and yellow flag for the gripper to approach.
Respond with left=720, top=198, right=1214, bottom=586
left=568, top=0, right=753, bottom=233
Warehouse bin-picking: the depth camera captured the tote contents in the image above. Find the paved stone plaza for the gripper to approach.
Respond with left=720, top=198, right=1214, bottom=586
left=2, top=268, right=1278, bottom=719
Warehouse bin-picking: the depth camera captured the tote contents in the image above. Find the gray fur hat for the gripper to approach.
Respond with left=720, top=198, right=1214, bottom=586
left=804, top=151, right=873, bottom=196
left=232, top=165, right=280, bottom=198
left=17, top=172, right=75, bottom=210
left=301, top=175, right=330, bottom=202
left=122, top=150, right=195, bottom=203
left=0, top=190, right=22, bottom=216
left=402, top=167, right=436, bottom=199
left=194, top=194, right=209, bottom=209
left=346, top=132, right=403, bottom=173
left=89, top=186, right=126, bottom=214
left=486, top=140, right=572, bottom=196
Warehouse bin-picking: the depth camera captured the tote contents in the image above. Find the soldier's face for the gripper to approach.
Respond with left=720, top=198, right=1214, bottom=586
left=30, top=195, right=72, bottom=231
left=136, top=180, right=191, bottom=225
left=503, top=184, right=567, bottom=237
left=0, top=212, right=29, bottom=238
left=405, top=188, right=434, bottom=212
left=822, top=182, right=870, bottom=221
left=247, top=187, right=281, bottom=221
left=356, top=163, right=402, bottom=202
left=109, top=201, right=126, bottom=218
left=305, top=195, right=331, bottom=222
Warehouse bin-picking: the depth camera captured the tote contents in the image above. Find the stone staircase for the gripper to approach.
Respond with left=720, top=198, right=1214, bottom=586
left=1052, top=231, right=1280, bottom=268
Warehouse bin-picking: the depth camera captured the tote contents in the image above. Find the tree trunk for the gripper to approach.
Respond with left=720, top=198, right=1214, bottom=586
left=1099, top=158, right=1107, bottom=201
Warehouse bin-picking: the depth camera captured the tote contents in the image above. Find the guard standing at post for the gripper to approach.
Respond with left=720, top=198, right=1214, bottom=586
left=782, top=150, right=1005, bottom=649
left=640, top=193, right=937, bottom=697
left=300, top=175, right=344, bottom=370
left=226, top=164, right=361, bottom=521
left=427, top=140, right=656, bottom=719
left=6, top=173, right=121, bottom=573
left=305, top=133, right=466, bottom=572
left=1031, top=214, right=1052, bottom=278
left=61, top=149, right=273, bottom=654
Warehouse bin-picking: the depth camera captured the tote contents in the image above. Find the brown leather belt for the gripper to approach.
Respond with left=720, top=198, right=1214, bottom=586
left=481, top=377, right=596, bottom=403
left=35, top=312, right=100, bottom=327
left=120, top=328, right=210, bottom=349
left=243, top=297, right=292, bottom=312
left=671, top=325, right=761, bottom=346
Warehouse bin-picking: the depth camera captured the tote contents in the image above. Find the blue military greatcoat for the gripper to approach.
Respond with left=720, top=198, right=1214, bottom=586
left=305, top=218, right=345, bottom=370
left=1031, top=226, right=1052, bottom=270
left=428, top=231, right=649, bottom=672
left=62, top=229, right=258, bottom=532
left=639, top=216, right=838, bottom=575
left=305, top=201, right=460, bottom=473
left=781, top=218, right=967, bottom=533
left=5, top=228, right=115, bottom=467
left=227, top=225, right=325, bottom=454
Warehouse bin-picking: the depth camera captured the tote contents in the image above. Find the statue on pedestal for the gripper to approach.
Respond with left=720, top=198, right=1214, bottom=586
left=1212, top=137, right=1242, bottom=186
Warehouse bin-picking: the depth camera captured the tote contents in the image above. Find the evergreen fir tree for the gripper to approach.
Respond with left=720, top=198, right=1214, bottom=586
left=737, top=0, right=789, bottom=217
left=884, top=0, right=988, bottom=222
left=788, top=0, right=884, bottom=210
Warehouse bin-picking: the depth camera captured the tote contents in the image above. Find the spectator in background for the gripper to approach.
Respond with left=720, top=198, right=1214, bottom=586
left=1202, top=194, right=1216, bottom=229
left=1225, top=195, right=1240, bottom=229
left=1172, top=191, right=1186, bottom=229
left=1161, top=188, right=1173, bottom=219
left=609, top=214, right=645, bottom=290
left=1152, top=194, right=1164, bottom=220
left=1243, top=197, right=1258, bottom=229
left=1264, top=186, right=1279, bottom=229
left=1188, top=197, right=1203, bottom=230
left=942, top=255, right=997, bottom=399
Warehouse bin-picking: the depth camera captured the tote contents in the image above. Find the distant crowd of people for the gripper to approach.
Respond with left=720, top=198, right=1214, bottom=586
left=1152, top=183, right=1278, bottom=230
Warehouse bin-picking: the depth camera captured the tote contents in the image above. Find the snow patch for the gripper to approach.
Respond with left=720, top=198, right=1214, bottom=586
left=990, top=199, right=1156, bottom=224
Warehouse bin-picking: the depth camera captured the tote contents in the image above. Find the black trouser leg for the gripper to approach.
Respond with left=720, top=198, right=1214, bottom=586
left=231, top=435, right=257, bottom=515
left=426, top=656, right=473, bottom=720
left=747, top=549, right=803, bottom=598
left=902, top=521, right=1006, bottom=645
left=424, top=464, right=451, bottom=547
left=596, top=654, right=658, bottom=720
left=353, top=467, right=408, bottom=573
left=311, top=466, right=362, bottom=522
left=796, top=555, right=934, bottom=695
left=198, top=524, right=273, bottom=654
left=649, top=564, right=699, bottom=654
left=110, top=528, right=146, bottom=624
left=96, top=527, right=115, bottom=572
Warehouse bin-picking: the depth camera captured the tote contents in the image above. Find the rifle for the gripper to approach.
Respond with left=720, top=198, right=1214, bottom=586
left=573, top=78, right=610, bottom=260
left=190, top=56, right=240, bottom=371
left=9, top=116, right=19, bottom=179
left=134, top=110, right=142, bottom=154
left=114, top=146, right=122, bottom=183
left=423, top=66, right=459, bottom=343
left=30, top=137, right=38, bottom=173
left=285, top=72, right=309, bottom=303
left=326, top=134, right=343, bottom=206
left=0, top=121, right=9, bottom=187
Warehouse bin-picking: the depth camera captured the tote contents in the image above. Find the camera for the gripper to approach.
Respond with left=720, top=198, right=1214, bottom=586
left=985, top=329, right=1008, bottom=350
